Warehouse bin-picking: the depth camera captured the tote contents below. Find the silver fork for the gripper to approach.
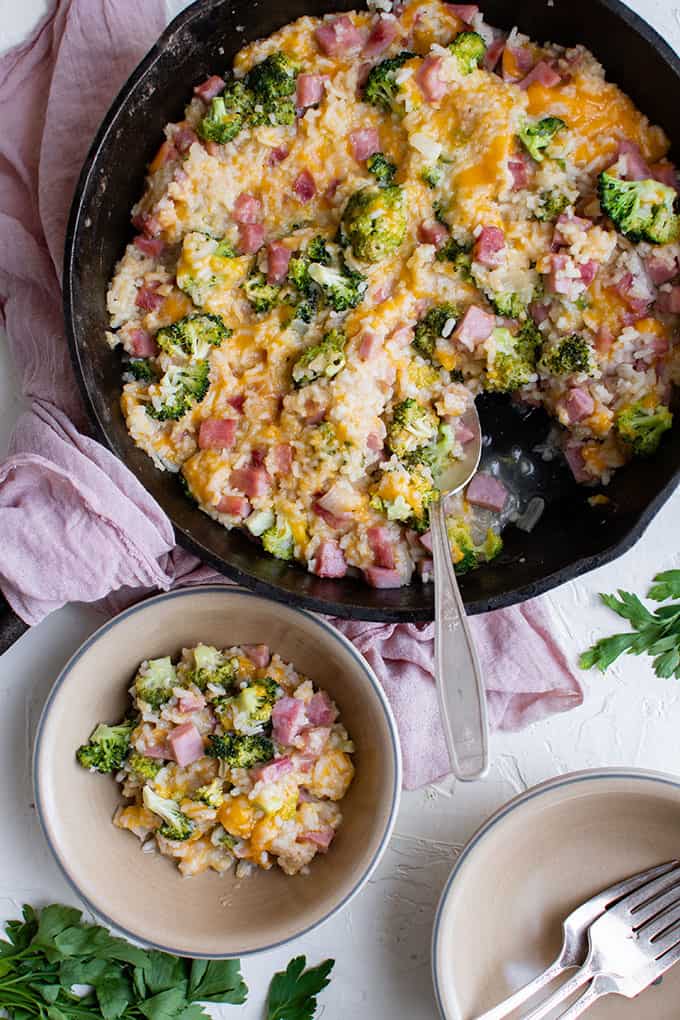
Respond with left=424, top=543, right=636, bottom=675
left=475, top=860, right=678, bottom=1020
left=523, top=861, right=680, bottom=1019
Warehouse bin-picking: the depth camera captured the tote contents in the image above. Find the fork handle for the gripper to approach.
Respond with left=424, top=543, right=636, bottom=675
left=522, top=963, right=594, bottom=1020
left=556, top=975, right=615, bottom=1019
left=474, top=956, right=568, bottom=1020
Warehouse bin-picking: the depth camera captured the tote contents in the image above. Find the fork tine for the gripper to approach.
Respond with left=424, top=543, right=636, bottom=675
left=609, top=863, right=680, bottom=918
left=645, top=905, right=680, bottom=954
left=636, top=889, right=680, bottom=937
left=597, top=860, right=680, bottom=907
left=654, top=932, right=680, bottom=970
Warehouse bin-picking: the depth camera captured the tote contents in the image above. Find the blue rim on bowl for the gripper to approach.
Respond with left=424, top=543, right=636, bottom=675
left=33, top=586, right=402, bottom=957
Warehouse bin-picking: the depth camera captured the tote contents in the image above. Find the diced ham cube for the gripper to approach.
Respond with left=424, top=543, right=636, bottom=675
left=266, top=241, right=292, bottom=284
left=233, top=192, right=262, bottom=224
left=230, top=466, right=271, bottom=498
left=448, top=4, right=479, bottom=23
left=168, top=722, right=204, bottom=767
left=251, top=448, right=266, bottom=468
left=174, top=124, right=198, bottom=154
left=364, top=566, right=404, bottom=588
left=456, top=422, right=475, bottom=444
left=317, top=480, right=358, bottom=516
left=178, top=690, right=206, bottom=714
left=252, top=756, right=293, bottom=783
left=547, top=254, right=586, bottom=300
left=313, top=540, right=348, bottom=578
left=273, top=443, right=293, bottom=473
left=349, top=127, right=381, bottom=161
left=363, top=16, right=398, bottom=58
left=552, top=212, right=592, bottom=247
left=417, top=55, right=447, bottom=103
left=508, top=158, right=530, bottom=190
left=579, top=260, right=599, bottom=287
left=228, top=394, right=246, bottom=413
left=300, top=827, right=335, bottom=851
left=467, top=473, right=508, bottom=512
left=296, top=73, right=325, bottom=109
left=657, top=285, right=680, bottom=314
left=216, top=494, right=251, bottom=518
left=651, top=161, right=680, bottom=192
left=502, top=44, right=534, bottom=81
left=645, top=253, right=678, bottom=286
left=194, top=75, right=226, bottom=102
left=313, top=503, right=346, bottom=529
left=519, top=60, right=561, bottom=90
left=616, top=139, right=651, bottom=181
left=474, top=225, right=505, bottom=267
left=128, top=328, right=158, bottom=358
left=293, top=169, right=316, bottom=203
left=615, top=271, right=654, bottom=314
left=306, top=691, right=338, bottom=726
left=484, top=33, right=506, bottom=72
left=563, top=387, right=594, bottom=423
left=272, top=697, right=308, bottom=745
left=132, top=211, right=162, bottom=238
left=366, top=432, right=383, bottom=453
left=419, top=531, right=434, bottom=554
left=358, top=330, right=382, bottom=360
left=367, top=525, right=396, bottom=569
left=237, top=222, right=265, bottom=255
left=564, top=443, right=590, bottom=483
left=242, top=644, right=271, bottom=668
left=315, top=15, right=362, bottom=56
left=298, top=726, right=332, bottom=756
left=133, top=235, right=165, bottom=258
left=135, top=283, right=164, bottom=312
left=198, top=417, right=237, bottom=450
left=453, top=305, right=495, bottom=350
left=268, top=145, right=289, bottom=166
left=418, top=219, right=449, bottom=248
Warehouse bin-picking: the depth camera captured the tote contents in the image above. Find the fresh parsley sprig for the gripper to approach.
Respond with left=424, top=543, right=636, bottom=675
left=265, top=956, right=334, bottom=1020
left=580, top=570, right=680, bottom=679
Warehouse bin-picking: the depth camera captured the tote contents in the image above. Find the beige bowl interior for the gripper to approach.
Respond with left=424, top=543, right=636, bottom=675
left=35, top=587, right=400, bottom=957
left=434, top=771, right=680, bottom=1019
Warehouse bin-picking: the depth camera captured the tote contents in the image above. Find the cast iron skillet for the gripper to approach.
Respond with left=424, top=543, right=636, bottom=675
left=59, top=0, right=679, bottom=625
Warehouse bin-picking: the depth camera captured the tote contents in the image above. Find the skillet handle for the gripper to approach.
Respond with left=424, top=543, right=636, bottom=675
left=0, top=593, right=28, bottom=655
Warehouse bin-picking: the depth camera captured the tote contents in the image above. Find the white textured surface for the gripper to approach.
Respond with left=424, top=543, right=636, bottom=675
left=0, top=1, right=679, bottom=1016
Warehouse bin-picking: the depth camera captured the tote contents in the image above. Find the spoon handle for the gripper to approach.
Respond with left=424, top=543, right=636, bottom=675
left=431, top=498, right=489, bottom=781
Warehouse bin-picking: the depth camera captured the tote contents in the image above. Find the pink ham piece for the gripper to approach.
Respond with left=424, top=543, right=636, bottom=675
left=456, top=422, right=475, bottom=444
left=467, top=473, right=508, bottom=512
left=133, top=235, right=165, bottom=258
left=519, top=60, right=561, bottom=90
left=417, top=55, right=447, bottom=104
left=552, top=212, right=592, bottom=247
left=312, top=540, right=348, bottom=578
left=652, top=162, right=680, bottom=192
left=474, top=225, right=505, bottom=267
left=230, top=466, right=270, bottom=499
left=268, top=145, right=289, bottom=166
left=298, top=726, right=332, bottom=755
left=547, top=254, right=586, bottom=301
left=364, top=566, right=403, bottom=588
left=194, top=75, right=225, bottom=102
left=363, top=16, right=399, bottom=58
left=508, top=158, right=530, bottom=190
left=292, top=755, right=316, bottom=774
left=418, top=219, right=449, bottom=248
left=252, top=756, right=293, bottom=783
left=228, top=394, right=246, bottom=413
left=563, top=387, right=594, bottom=424
left=178, top=690, right=206, bottom=714
left=616, top=139, right=651, bottom=181
left=242, top=643, right=271, bottom=668
left=645, top=253, right=678, bottom=286
left=502, top=44, right=534, bottom=81
left=484, top=33, right=506, bottom=72
left=128, top=328, right=158, bottom=358
left=168, top=722, right=204, bottom=767
left=198, top=418, right=237, bottom=450
left=301, top=827, right=335, bottom=851
left=420, top=530, right=433, bottom=552
left=317, top=482, right=356, bottom=518
left=529, top=301, right=550, bottom=324
left=595, top=325, right=614, bottom=355
left=135, top=284, right=164, bottom=312
left=366, top=432, right=383, bottom=453
left=453, top=305, right=495, bottom=350
left=312, top=503, right=346, bottom=529
left=615, top=272, right=654, bottom=315
left=266, top=241, right=291, bottom=284
left=272, top=697, right=308, bottom=745
left=237, top=222, right=265, bottom=255
left=296, top=73, right=325, bottom=108
left=657, top=286, right=680, bottom=314
left=233, top=192, right=262, bottom=224
left=273, top=443, right=293, bottom=473
left=358, top=330, right=382, bottom=360
left=367, top=525, right=396, bottom=569
left=564, top=444, right=590, bottom=483
left=174, top=125, right=198, bottom=154
left=579, top=260, right=599, bottom=287
left=293, top=169, right=316, bottom=203
left=448, top=4, right=479, bottom=23
left=132, top=211, right=162, bottom=238
left=350, top=127, right=380, bottom=161
left=315, top=15, right=362, bottom=56
left=306, top=691, right=338, bottom=726
left=216, top=494, right=251, bottom=518
left=251, top=448, right=266, bottom=468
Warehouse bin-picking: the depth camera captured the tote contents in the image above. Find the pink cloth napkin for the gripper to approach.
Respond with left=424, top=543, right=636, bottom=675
left=0, top=0, right=583, bottom=788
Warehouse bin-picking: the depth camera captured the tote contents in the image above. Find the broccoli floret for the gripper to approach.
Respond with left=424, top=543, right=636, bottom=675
left=127, top=359, right=155, bottom=383
left=484, top=326, right=539, bottom=392
left=76, top=719, right=135, bottom=773
left=387, top=399, right=440, bottom=461
left=291, top=328, right=346, bottom=386
left=598, top=172, right=680, bottom=244
left=363, top=51, right=415, bottom=112
left=262, top=515, right=295, bottom=560
left=419, top=423, right=456, bottom=480
left=156, top=314, right=230, bottom=360
left=448, top=30, right=486, bottom=74
left=518, top=116, right=566, bottom=163
left=534, top=189, right=570, bottom=222
left=615, top=400, right=673, bottom=456
left=341, top=185, right=407, bottom=263
left=421, top=164, right=444, bottom=189
left=134, top=657, right=177, bottom=709
left=142, top=786, right=195, bottom=841
left=194, top=778, right=225, bottom=809
left=246, top=52, right=299, bottom=127
left=412, top=303, right=459, bottom=361
left=307, top=262, right=367, bottom=311
left=215, top=239, right=238, bottom=258
left=147, top=360, right=210, bottom=420
left=287, top=236, right=331, bottom=297
left=233, top=677, right=280, bottom=727
left=435, top=237, right=473, bottom=276
left=371, top=463, right=438, bottom=532
left=489, top=292, right=526, bottom=319
left=540, top=333, right=595, bottom=376
left=207, top=733, right=275, bottom=769
left=189, top=644, right=237, bottom=691
left=127, top=751, right=163, bottom=780
left=198, top=79, right=254, bottom=144
left=243, top=271, right=281, bottom=313
left=447, top=518, right=503, bottom=574
left=367, top=152, right=397, bottom=187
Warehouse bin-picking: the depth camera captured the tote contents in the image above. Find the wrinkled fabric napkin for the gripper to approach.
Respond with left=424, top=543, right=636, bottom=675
left=0, top=0, right=583, bottom=788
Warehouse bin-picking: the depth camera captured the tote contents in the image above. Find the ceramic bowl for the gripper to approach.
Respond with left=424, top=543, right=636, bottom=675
left=433, top=769, right=680, bottom=1019
left=34, top=587, right=401, bottom=957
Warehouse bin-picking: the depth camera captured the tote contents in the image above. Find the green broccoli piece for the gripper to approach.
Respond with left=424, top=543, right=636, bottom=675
left=197, top=79, right=254, bottom=144
left=194, top=778, right=225, bottom=809
left=246, top=52, right=299, bottom=127
left=421, top=164, right=444, bottom=189
left=307, top=235, right=330, bottom=262
left=207, top=733, right=275, bottom=769
left=419, top=423, right=456, bottom=480
left=246, top=508, right=276, bottom=537
left=215, top=239, right=238, bottom=258
left=484, top=326, right=540, bottom=392
left=447, top=518, right=503, bottom=574
left=363, top=51, right=415, bottom=112
left=412, top=303, right=459, bottom=361
left=291, top=328, right=346, bottom=386
left=518, top=117, right=566, bottom=163
left=146, top=360, right=210, bottom=421
left=127, top=751, right=163, bottom=780
left=435, top=236, right=473, bottom=276
left=371, top=465, right=439, bottom=532
left=341, top=185, right=407, bottom=263
left=243, top=271, right=281, bottom=313
left=127, top=359, right=155, bottom=383
left=448, top=31, right=486, bottom=74
left=287, top=236, right=331, bottom=297
left=534, top=189, right=570, bottom=222
left=540, top=333, right=595, bottom=376
left=387, top=399, right=440, bottom=461
left=76, top=719, right=135, bottom=773
left=134, top=657, right=177, bottom=709
left=489, top=292, right=526, bottom=319
left=307, top=262, right=367, bottom=312
left=143, top=786, right=195, bottom=841
left=232, top=676, right=280, bottom=727
left=367, top=152, right=396, bottom=187
left=598, top=172, right=679, bottom=244
left=156, top=314, right=229, bottom=359
left=189, top=644, right=237, bottom=691
left=615, top=400, right=673, bottom=456
left=262, top=515, right=295, bottom=560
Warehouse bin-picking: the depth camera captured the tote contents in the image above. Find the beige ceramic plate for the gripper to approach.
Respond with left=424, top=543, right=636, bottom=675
left=34, top=586, right=401, bottom=957
left=433, top=769, right=680, bottom=1019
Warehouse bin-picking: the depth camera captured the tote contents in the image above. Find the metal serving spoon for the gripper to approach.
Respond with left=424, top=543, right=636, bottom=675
left=430, top=401, right=488, bottom=781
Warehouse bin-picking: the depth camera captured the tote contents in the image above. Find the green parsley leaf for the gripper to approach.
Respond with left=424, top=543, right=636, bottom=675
left=649, top=569, right=680, bottom=602
left=266, top=956, right=334, bottom=1020
left=187, top=959, right=248, bottom=1004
